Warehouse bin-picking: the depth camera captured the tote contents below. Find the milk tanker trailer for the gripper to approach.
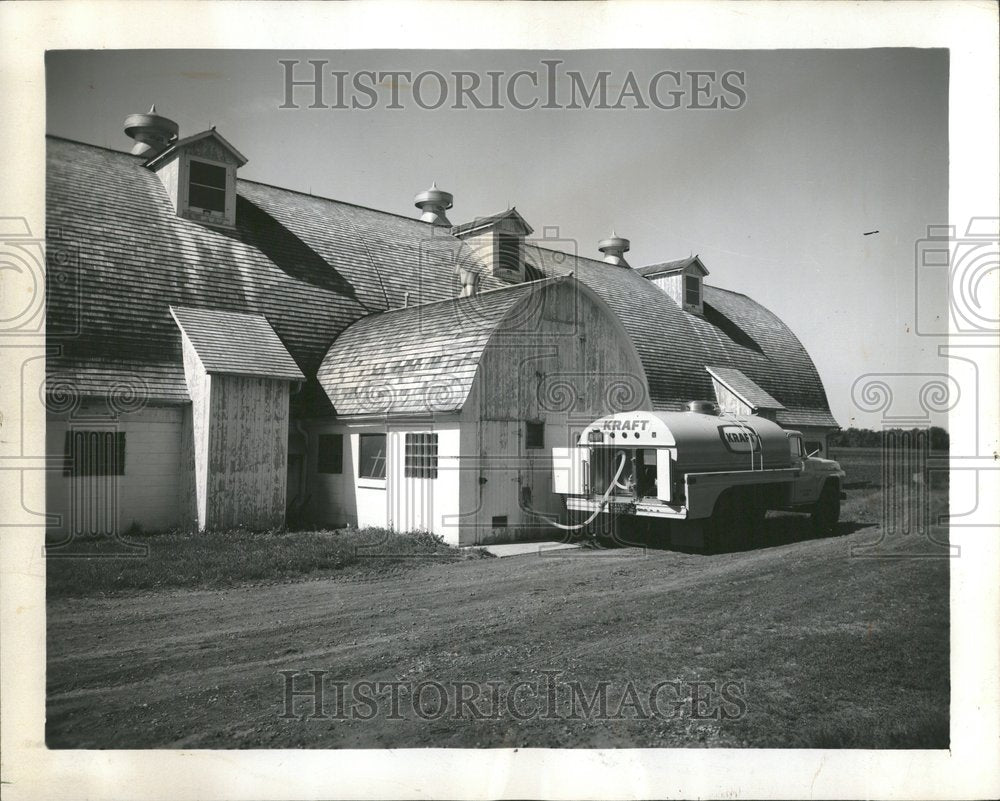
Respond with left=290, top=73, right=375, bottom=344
left=551, top=401, right=845, bottom=550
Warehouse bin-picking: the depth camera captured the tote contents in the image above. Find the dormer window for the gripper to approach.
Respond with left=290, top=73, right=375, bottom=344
left=452, top=208, right=534, bottom=285
left=144, top=128, right=248, bottom=230
left=188, top=159, right=228, bottom=214
left=637, top=255, right=709, bottom=315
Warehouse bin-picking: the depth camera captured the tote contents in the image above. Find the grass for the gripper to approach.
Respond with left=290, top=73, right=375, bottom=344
left=46, top=526, right=490, bottom=598
left=830, top=446, right=949, bottom=490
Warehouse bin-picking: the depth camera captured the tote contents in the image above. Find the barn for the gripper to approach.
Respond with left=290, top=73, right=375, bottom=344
left=45, top=107, right=838, bottom=545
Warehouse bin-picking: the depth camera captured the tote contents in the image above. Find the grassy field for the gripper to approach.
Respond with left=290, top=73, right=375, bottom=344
left=830, top=446, right=949, bottom=490
left=46, top=480, right=949, bottom=749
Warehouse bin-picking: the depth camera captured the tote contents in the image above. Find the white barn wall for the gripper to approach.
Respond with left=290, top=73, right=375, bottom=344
left=46, top=405, right=185, bottom=535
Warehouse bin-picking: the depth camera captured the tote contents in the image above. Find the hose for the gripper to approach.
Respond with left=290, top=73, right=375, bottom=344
left=528, top=451, right=628, bottom=531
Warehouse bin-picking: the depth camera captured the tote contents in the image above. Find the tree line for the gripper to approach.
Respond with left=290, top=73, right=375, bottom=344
left=828, top=426, right=949, bottom=451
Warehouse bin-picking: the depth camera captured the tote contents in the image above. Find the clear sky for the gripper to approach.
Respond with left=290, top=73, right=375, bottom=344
left=45, top=49, right=949, bottom=430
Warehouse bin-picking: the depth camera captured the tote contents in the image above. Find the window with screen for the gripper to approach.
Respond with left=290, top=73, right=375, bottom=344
left=684, top=274, right=701, bottom=307
left=525, top=421, right=544, bottom=449
left=63, top=431, right=126, bottom=477
left=317, top=434, right=343, bottom=474
left=404, top=433, right=438, bottom=479
left=188, top=159, right=227, bottom=213
left=358, top=434, right=387, bottom=479
left=497, top=234, right=520, bottom=274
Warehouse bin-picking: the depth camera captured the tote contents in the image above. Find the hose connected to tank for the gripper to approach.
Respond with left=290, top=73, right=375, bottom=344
left=529, top=452, right=628, bottom=531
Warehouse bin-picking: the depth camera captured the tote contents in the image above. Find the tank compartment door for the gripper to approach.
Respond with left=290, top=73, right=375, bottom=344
left=656, top=448, right=673, bottom=502
left=552, top=447, right=589, bottom=495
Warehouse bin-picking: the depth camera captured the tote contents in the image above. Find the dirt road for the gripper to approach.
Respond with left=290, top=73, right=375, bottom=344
left=47, top=508, right=949, bottom=749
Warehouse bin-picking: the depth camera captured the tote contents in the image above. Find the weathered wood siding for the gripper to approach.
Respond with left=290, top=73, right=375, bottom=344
left=46, top=404, right=185, bottom=535
left=178, top=328, right=292, bottom=530
left=204, top=374, right=290, bottom=529
left=711, top=377, right=754, bottom=416
left=459, top=281, right=647, bottom=545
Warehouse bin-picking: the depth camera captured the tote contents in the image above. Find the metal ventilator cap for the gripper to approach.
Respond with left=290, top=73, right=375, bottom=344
left=414, top=182, right=454, bottom=226
left=598, top=232, right=631, bottom=267
left=123, top=104, right=179, bottom=157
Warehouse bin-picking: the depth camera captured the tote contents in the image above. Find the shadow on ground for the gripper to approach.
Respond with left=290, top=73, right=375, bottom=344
left=601, top=515, right=878, bottom=555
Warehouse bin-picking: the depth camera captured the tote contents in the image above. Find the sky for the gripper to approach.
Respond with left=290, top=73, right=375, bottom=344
left=45, top=49, right=950, bottom=430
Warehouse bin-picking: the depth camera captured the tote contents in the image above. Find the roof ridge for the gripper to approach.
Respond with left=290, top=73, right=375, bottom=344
left=351, top=275, right=566, bottom=319
left=46, top=133, right=144, bottom=158
left=47, top=134, right=444, bottom=229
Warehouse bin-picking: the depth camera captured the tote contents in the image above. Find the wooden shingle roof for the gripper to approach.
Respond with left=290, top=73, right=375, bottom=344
left=46, top=136, right=837, bottom=428
left=169, top=306, right=304, bottom=381
left=525, top=246, right=838, bottom=427
left=318, top=279, right=561, bottom=416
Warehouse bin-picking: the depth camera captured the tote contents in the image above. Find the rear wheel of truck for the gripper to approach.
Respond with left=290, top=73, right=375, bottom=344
left=704, top=490, right=738, bottom=554
left=811, top=481, right=841, bottom=537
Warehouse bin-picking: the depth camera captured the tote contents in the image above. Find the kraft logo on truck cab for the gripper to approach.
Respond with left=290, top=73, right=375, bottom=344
left=601, top=418, right=651, bottom=431
left=718, top=425, right=761, bottom=453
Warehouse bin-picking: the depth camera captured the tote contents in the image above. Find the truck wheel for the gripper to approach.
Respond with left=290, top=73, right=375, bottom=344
left=705, top=491, right=737, bottom=554
left=811, top=482, right=841, bottom=537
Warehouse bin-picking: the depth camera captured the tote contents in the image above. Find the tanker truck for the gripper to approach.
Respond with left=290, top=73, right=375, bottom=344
left=551, top=401, right=845, bottom=551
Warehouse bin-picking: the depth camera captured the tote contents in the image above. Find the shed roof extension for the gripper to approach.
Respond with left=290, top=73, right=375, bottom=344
left=169, top=306, right=304, bottom=381
left=706, top=366, right=785, bottom=411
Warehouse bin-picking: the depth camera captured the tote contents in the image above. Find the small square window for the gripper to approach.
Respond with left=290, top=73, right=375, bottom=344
left=404, top=433, right=438, bottom=479
left=491, top=515, right=508, bottom=529
left=359, top=434, right=387, bottom=479
left=317, top=433, right=343, bottom=474
left=525, top=421, right=544, bottom=450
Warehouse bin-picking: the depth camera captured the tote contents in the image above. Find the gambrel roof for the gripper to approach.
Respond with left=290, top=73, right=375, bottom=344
left=46, top=136, right=837, bottom=428
left=320, top=279, right=563, bottom=416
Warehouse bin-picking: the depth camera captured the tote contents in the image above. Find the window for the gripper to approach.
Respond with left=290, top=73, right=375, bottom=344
left=684, top=274, right=701, bottom=307
left=188, top=159, right=227, bottom=213
left=317, top=434, right=343, bottom=474
left=491, top=515, right=508, bottom=529
left=63, top=431, right=126, bottom=477
left=359, top=434, right=387, bottom=479
left=805, top=440, right=823, bottom=456
left=525, top=421, right=544, bottom=450
left=404, top=433, right=438, bottom=479
left=789, top=436, right=804, bottom=459
left=497, top=234, right=520, bottom=274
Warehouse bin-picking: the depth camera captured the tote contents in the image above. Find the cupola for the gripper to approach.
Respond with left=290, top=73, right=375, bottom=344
left=126, top=107, right=248, bottom=230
